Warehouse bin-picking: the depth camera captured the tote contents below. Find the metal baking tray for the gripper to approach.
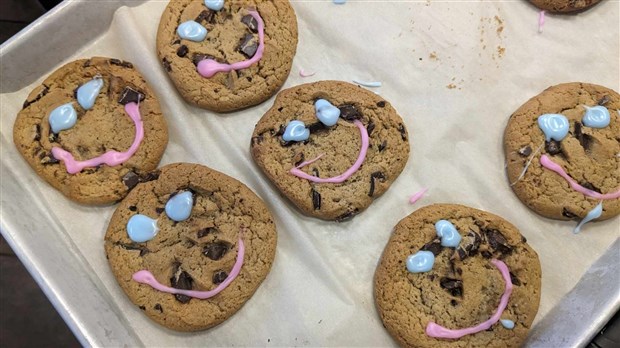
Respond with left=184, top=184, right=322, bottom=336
left=1, top=0, right=618, bottom=346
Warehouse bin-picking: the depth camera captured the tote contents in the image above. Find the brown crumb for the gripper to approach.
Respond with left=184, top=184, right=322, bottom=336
left=429, top=52, right=438, bottom=60
left=497, top=46, right=505, bottom=58
left=446, top=84, right=457, bottom=89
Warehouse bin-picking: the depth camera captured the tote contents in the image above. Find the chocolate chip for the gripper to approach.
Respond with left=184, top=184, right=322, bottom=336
left=368, top=172, right=386, bottom=197
left=176, top=45, right=188, bottom=57
left=109, top=59, right=133, bottom=68
left=440, top=277, right=463, bottom=297
left=155, top=207, right=164, bottom=214
left=312, top=168, right=320, bottom=177
left=196, top=10, right=215, bottom=24
left=307, top=122, right=327, bottom=133
left=170, top=269, right=193, bottom=304
left=484, top=229, right=512, bottom=254
left=122, top=171, right=140, bottom=190
left=378, top=140, right=387, bottom=152
left=311, top=188, right=321, bottom=210
left=454, top=231, right=482, bottom=260
left=562, top=207, right=579, bottom=219
left=521, top=236, right=527, bottom=243
left=40, top=153, right=59, bottom=165
left=203, top=242, right=229, bottom=260
left=162, top=58, right=172, bottom=72
left=238, top=34, right=258, bottom=58
left=366, top=120, right=375, bottom=136
left=33, top=125, right=41, bottom=142
left=154, top=304, right=163, bottom=313
left=377, top=101, right=386, bottom=108
left=139, top=305, right=146, bottom=311
left=128, top=206, right=137, bottom=212
left=241, top=14, right=259, bottom=32
left=338, top=104, right=362, bottom=121
left=192, top=53, right=214, bottom=66
left=450, top=300, right=458, bottom=306
left=579, top=181, right=601, bottom=193
left=421, top=239, right=443, bottom=256
left=140, top=170, right=160, bottom=182
left=545, top=140, right=562, bottom=155
left=336, top=209, right=359, bottom=222
left=83, top=60, right=91, bottom=67
left=212, top=270, right=228, bottom=284
left=197, top=227, right=216, bottom=238
left=114, top=242, right=149, bottom=256
left=277, top=107, right=284, bottom=112
left=597, top=95, right=610, bottom=106
left=118, top=87, right=145, bottom=105
left=294, top=152, right=305, bottom=166
left=251, top=135, right=263, bottom=146
left=510, top=272, right=521, bottom=286
left=48, top=132, right=57, bottom=142
left=398, top=124, right=407, bottom=140
left=22, top=85, right=49, bottom=109
left=481, top=250, right=492, bottom=258
left=518, top=145, right=532, bottom=157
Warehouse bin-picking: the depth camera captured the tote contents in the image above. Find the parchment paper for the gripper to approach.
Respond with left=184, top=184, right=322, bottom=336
left=1, top=1, right=619, bottom=346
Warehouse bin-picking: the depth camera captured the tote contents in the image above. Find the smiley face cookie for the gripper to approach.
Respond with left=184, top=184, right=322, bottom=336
left=374, top=204, right=541, bottom=348
left=13, top=57, right=168, bottom=205
left=529, top=0, right=601, bottom=13
left=104, top=163, right=277, bottom=331
left=504, top=83, right=619, bottom=230
left=156, top=0, right=298, bottom=112
left=250, top=81, right=410, bottom=221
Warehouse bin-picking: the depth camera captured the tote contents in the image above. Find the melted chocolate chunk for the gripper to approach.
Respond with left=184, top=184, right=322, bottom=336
left=212, top=270, right=228, bottom=284
left=33, top=125, right=41, bottom=141
left=481, top=250, right=492, bottom=258
left=241, top=14, right=258, bottom=32
left=155, top=207, right=165, bottom=214
left=176, top=45, right=188, bottom=57
left=196, top=10, right=215, bottom=24
left=440, top=277, right=463, bottom=297
left=192, top=53, right=214, bottom=66
left=40, top=153, right=59, bottom=165
left=311, top=188, right=321, bottom=210
left=238, top=34, right=258, bottom=58
left=597, top=95, right=610, bottom=106
left=251, top=135, right=263, bottom=146
left=421, top=239, right=443, bottom=256
left=451, top=300, right=458, bottom=306
left=109, top=59, right=133, bottom=68
left=203, top=242, right=229, bottom=260
left=377, top=101, right=386, bottom=108
left=378, top=140, right=387, bottom=152
left=545, top=140, right=562, bottom=155
left=197, top=227, right=217, bottom=238
left=118, top=87, right=145, bottom=105
left=312, top=168, right=320, bottom=177
left=368, top=172, right=386, bottom=197
left=162, top=58, right=172, bottom=72
left=170, top=269, right=193, bottom=304
left=518, top=145, right=532, bottom=157
left=308, top=122, right=328, bottom=133
left=336, top=209, right=359, bottom=222
left=366, top=120, right=375, bottom=136
left=579, top=181, right=601, bottom=193
left=338, top=104, right=362, bottom=121
left=562, top=207, right=579, bottom=219
left=122, top=171, right=140, bottom=190
left=510, top=272, right=522, bottom=286
left=22, top=85, right=49, bottom=109
left=140, top=170, right=160, bottom=182
left=154, top=304, right=163, bottom=313
left=128, top=205, right=137, bottom=212
left=455, top=231, right=481, bottom=260
left=484, top=229, right=512, bottom=254
left=275, top=124, right=286, bottom=136
left=397, top=124, right=407, bottom=141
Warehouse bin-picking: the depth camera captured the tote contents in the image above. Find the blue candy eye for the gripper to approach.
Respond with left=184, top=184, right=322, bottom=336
left=48, top=103, right=77, bottom=134
left=282, top=120, right=310, bottom=142
left=315, top=99, right=340, bottom=127
left=582, top=105, right=610, bottom=128
left=537, top=114, right=569, bottom=142
left=165, top=191, right=194, bottom=222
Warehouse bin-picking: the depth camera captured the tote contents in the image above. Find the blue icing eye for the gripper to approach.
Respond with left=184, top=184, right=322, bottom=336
left=204, top=0, right=224, bottom=11
left=177, top=21, right=208, bottom=42
left=76, top=78, right=103, bottom=110
left=127, top=214, right=159, bottom=243
left=49, top=103, right=77, bottom=134
left=406, top=251, right=435, bottom=273
left=315, top=99, right=340, bottom=127
left=282, top=120, right=310, bottom=142
left=435, top=220, right=462, bottom=248
left=582, top=106, right=610, bottom=128
left=165, top=191, right=193, bottom=222
left=500, top=319, right=515, bottom=329
left=537, top=114, right=569, bottom=141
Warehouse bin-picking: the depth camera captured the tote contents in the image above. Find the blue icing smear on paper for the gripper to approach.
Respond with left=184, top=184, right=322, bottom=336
left=165, top=191, right=193, bottom=222
left=333, top=0, right=347, bottom=4
left=500, top=319, right=515, bottom=329
left=315, top=99, right=340, bottom=126
left=204, top=0, right=224, bottom=11
left=77, top=78, right=103, bottom=110
left=406, top=251, right=435, bottom=273
left=582, top=106, right=610, bottom=128
left=283, top=120, right=310, bottom=142
left=48, top=103, right=77, bottom=134
left=127, top=215, right=159, bottom=243
left=537, top=114, right=569, bottom=141
left=435, top=220, right=462, bottom=247
left=574, top=202, right=603, bottom=234
left=177, top=21, right=208, bottom=42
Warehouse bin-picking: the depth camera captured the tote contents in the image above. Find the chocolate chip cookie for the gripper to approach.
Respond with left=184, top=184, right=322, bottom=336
left=374, top=204, right=541, bottom=348
left=529, top=0, right=601, bottom=13
left=13, top=57, right=168, bottom=205
left=504, top=83, right=619, bottom=224
left=156, top=0, right=298, bottom=112
left=104, top=163, right=277, bottom=331
left=250, top=81, right=410, bottom=221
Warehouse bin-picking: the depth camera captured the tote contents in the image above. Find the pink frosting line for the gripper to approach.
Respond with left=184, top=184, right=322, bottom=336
left=538, top=10, right=545, bottom=33
left=132, top=237, right=245, bottom=299
left=51, top=102, right=144, bottom=174
left=197, top=10, right=265, bottom=78
left=425, top=259, right=513, bottom=339
left=409, top=188, right=428, bottom=204
left=299, top=68, right=316, bottom=77
left=540, top=155, right=620, bottom=200
left=289, top=120, right=369, bottom=183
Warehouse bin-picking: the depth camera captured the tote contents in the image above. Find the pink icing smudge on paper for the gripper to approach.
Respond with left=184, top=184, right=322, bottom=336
left=299, top=69, right=316, bottom=77
left=132, top=237, right=245, bottom=299
left=289, top=120, right=369, bottom=183
left=197, top=10, right=265, bottom=78
left=51, top=102, right=144, bottom=174
left=426, top=259, right=513, bottom=339
left=538, top=10, right=545, bottom=33
left=540, top=155, right=620, bottom=200
left=409, top=188, right=428, bottom=204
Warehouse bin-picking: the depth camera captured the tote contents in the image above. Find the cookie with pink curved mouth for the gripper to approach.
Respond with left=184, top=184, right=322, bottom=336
left=104, top=163, right=277, bottom=332
left=374, top=204, right=542, bottom=348
left=251, top=81, right=410, bottom=221
left=156, top=0, right=298, bottom=112
left=528, top=0, right=602, bottom=13
left=504, top=83, right=619, bottom=227
left=13, top=57, right=168, bottom=205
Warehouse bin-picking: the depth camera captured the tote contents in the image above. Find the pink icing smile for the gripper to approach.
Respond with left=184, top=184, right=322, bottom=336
left=540, top=155, right=620, bottom=200
left=132, top=237, right=245, bottom=299
left=197, top=10, right=264, bottom=78
left=51, top=102, right=144, bottom=174
left=289, top=120, right=369, bottom=183
left=426, top=259, right=513, bottom=339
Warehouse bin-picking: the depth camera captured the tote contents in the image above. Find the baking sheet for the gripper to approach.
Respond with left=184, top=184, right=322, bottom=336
left=1, top=0, right=619, bottom=346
